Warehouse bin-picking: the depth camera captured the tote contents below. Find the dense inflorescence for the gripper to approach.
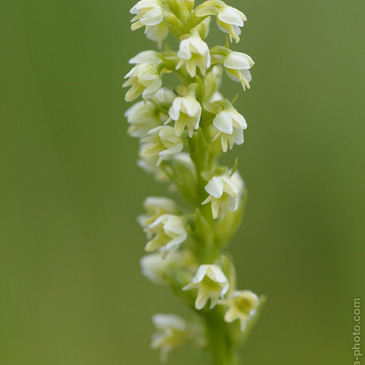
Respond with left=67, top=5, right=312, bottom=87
left=124, top=1, right=264, bottom=364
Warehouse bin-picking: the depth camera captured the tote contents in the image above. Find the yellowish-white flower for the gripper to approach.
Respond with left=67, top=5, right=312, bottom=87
left=224, top=51, right=254, bottom=90
left=195, top=1, right=247, bottom=43
left=168, top=96, right=202, bottom=137
left=202, top=171, right=244, bottom=219
left=140, top=126, right=184, bottom=165
left=138, top=196, right=178, bottom=228
left=145, top=214, right=187, bottom=256
left=176, top=36, right=211, bottom=77
left=123, top=63, right=163, bottom=102
left=183, top=264, right=229, bottom=310
left=151, top=314, right=189, bottom=362
left=130, top=0, right=164, bottom=31
left=140, top=250, right=196, bottom=285
left=125, top=87, right=175, bottom=138
left=212, top=107, right=247, bottom=152
left=145, top=23, right=169, bottom=49
left=220, top=290, right=260, bottom=331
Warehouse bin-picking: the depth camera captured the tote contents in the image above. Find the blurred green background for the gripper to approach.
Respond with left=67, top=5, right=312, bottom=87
left=1, top=0, right=364, bottom=364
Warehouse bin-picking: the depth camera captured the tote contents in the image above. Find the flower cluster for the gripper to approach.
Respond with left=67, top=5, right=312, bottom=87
left=124, top=0, right=263, bottom=363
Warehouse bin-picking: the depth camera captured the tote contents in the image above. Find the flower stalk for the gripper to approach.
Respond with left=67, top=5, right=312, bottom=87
left=124, top=0, right=264, bottom=363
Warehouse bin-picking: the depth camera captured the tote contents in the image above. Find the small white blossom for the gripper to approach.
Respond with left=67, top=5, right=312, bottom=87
left=130, top=0, right=164, bottom=30
left=125, top=88, right=175, bottom=138
left=224, top=51, right=254, bottom=90
left=183, top=264, right=229, bottom=310
left=138, top=196, right=178, bottom=228
left=151, top=314, right=189, bottom=362
left=123, top=63, right=162, bottom=102
left=146, top=23, right=169, bottom=49
left=125, top=102, right=161, bottom=138
left=196, top=2, right=247, bottom=43
left=220, top=290, right=260, bottom=331
left=145, top=214, right=187, bottom=256
left=202, top=171, right=244, bottom=219
left=140, top=250, right=195, bottom=285
left=169, top=96, right=202, bottom=137
left=212, top=107, right=247, bottom=152
left=176, top=36, right=211, bottom=77
left=140, top=126, right=184, bottom=165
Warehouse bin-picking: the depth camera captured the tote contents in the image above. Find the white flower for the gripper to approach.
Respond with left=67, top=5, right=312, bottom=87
left=125, top=87, right=175, bottom=138
left=224, top=51, right=254, bottom=90
left=176, top=36, right=211, bottom=77
left=212, top=108, right=247, bottom=152
left=140, top=126, right=184, bottom=165
left=151, top=314, right=189, bottom=362
left=123, top=63, right=162, bottom=102
left=219, top=290, right=260, bottom=331
left=145, top=23, right=169, bottom=49
left=183, top=264, right=229, bottom=310
left=130, top=0, right=164, bottom=30
left=145, top=214, right=187, bottom=256
left=196, top=2, right=247, bottom=43
left=140, top=250, right=195, bottom=285
left=138, top=196, right=178, bottom=228
left=169, top=96, right=202, bottom=137
left=125, top=102, right=160, bottom=138
left=202, top=171, right=244, bottom=219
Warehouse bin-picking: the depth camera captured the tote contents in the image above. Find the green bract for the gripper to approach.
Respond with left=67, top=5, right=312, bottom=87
left=124, top=1, right=264, bottom=364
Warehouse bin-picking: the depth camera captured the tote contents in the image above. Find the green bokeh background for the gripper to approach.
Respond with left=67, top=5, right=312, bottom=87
left=1, top=0, right=364, bottom=364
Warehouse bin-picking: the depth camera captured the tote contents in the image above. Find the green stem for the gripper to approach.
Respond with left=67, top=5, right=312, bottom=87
left=204, top=312, right=240, bottom=365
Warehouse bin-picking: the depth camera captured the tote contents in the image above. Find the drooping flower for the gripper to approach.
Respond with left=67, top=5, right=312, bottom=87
left=130, top=0, right=164, bottom=31
left=195, top=1, right=247, bottom=43
left=123, top=63, right=163, bottom=102
left=138, top=196, right=178, bottom=228
left=168, top=96, right=202, bottom=137
left=183, top=264, right=229, bottom=310
left=212, top=107, right=247, bottom=152
left=223, top=51, right=254, bottom=90
left=140, top=126, right=184, bottom=165
left=220, top=290, right=260, bottom=331
left=176, top=36, right=211, bottom=77
left=145, top=214, right=187, bottom=256
left=125, top=87, right=175, bottom=138
left=140, top=250, right=196, bottom=285
left=151, top=314, right=189, bottom=362
left=202, top=171, right=244, bottom=219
